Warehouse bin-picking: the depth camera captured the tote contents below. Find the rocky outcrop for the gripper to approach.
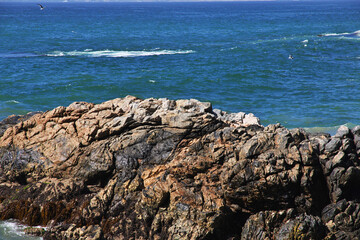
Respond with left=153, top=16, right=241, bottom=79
left=0, top=95, right=360, bottom=239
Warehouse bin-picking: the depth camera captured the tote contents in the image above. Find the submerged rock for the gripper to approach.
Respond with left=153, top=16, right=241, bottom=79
left=0, top=96, right=359, bottom=239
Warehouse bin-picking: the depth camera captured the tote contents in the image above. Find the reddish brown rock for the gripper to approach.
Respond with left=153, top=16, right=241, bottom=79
left=0, top=96, right=359, bottom=239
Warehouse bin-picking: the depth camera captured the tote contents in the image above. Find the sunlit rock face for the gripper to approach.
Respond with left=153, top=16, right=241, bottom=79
left=0, top=96, right=360, bottom=240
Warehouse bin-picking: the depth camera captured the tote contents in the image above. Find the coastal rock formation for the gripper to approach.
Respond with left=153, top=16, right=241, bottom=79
left=0, top=95, right=360, bottom=239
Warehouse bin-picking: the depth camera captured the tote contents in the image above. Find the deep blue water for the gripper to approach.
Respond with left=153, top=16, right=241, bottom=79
left=1, top=1, right=360, bottom=131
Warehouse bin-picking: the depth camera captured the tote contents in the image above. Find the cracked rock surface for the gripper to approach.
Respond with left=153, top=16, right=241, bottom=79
left=0, top=96, right=360, bottom=239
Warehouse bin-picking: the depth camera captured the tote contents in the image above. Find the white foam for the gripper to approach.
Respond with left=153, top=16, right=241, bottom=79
left=0, top=220, right=24, bottom=237
left=302, top=40, right=308, bottom=47
left=0, top=220, right=43, bottom=240
left=320, top=30, right=360, bottom=38
left=6, top=100, right=20, bottom=104
left=46, top=51, right=65, bottom=57
left=321, top=33, right=344, bottom=37
left=46, top=49, right=195, bottom=58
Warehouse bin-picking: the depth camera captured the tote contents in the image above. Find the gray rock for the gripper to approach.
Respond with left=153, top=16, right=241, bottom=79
left=241, top=210, right=326, bottom=240
left=334, top=125, right=352, bottom=139
left=322, top=200, right=360, bottom=239
left=325, top=138, right=342, bottom=153
left=276, top=214, right=325, bottom=240
left=351, top=125, right=360, bottom=136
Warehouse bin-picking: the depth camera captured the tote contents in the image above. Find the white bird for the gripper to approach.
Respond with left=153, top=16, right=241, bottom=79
left=38, top=4, right=45, bottom=10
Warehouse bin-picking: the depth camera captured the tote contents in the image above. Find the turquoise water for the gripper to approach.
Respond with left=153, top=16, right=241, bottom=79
left=0, top=1, right=360, bottom=129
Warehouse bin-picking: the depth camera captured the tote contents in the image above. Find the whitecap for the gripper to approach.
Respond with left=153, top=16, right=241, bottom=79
left=149, top=80, right=156, bottom=83
left=318, top=30, right=360, bottom=38
left=46, top=49, right=195, bottom=58
left=320, top=32, right=347, bottom=37
left=46, top=51, right=65, bottom=57
left=6, top=100, right=20, bottom=104
left=301, top=39, right=308, bottom=43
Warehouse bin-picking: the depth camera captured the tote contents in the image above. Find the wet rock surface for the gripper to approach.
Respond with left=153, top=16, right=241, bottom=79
left=0, top=96, right=360, bottom=239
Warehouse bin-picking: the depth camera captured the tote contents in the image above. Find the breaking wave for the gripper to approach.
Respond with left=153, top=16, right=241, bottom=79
left=0, top=50, right=195, bottom=58
left=5, top=100, right=20, bottom=104
left=318, top=30, right=360, bottom=38
left=0, top=220, right=43, bottom=240
left=46, top=49, right=195, bottom=58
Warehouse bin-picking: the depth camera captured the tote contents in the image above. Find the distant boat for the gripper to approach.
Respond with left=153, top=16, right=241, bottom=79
left=37, top=4, right=45, bottom=10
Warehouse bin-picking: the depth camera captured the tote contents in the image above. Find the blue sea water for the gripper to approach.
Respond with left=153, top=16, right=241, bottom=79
left=0, top=1, right=360, bottom=131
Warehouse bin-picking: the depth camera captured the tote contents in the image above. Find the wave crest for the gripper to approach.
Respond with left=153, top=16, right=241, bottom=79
left=46, top=49, right=195, bottom=58
left=318, top=30, right=360, bottom=38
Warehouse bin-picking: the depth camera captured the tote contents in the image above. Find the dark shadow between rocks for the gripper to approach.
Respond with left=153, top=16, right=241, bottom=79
left=85, top=170, right=113, bottom=189
left=205, top=207, right=251, bottom=240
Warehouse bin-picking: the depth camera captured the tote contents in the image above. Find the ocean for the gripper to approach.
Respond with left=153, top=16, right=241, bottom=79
left=0, top=220, right=43, bottom=240
left=1, top=1, right=360, bottom=131
left=0, top=1, right=359, bottom=237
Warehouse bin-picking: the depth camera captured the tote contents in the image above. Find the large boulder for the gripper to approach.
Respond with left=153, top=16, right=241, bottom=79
left=0, top=96, right=359, bottom=239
